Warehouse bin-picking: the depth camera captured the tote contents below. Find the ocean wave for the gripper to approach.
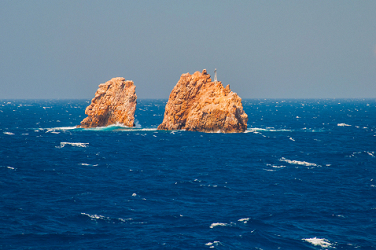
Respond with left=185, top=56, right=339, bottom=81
left=209, top=222, right=234, bottom=228
left=279, top=157, right=319, bottom=167
left=366, top=151, right=375, bottom=157
left=79, top=163, right=98, bottom=166
left=43, top=124, right=158, bottom=132
left=337, top=123, right=351, bottom=127
left=41, top=126, right=77, bottom=132
left=81, top=212, right=132, bottom=223
left=45, top=129, right=61, bottom=134
left=264, top=169, right=276, bottom=172
left=2, top=166, right=15, bottom=170
left=57, top=142, right=89, bottom=148
left=3, top=132, right=15, bottom=135
left=83, top=123, right=131, bottom=131
left=205, top=241, right=222, bottom=248
left=348, top=151, right=375, bottom=158
left=267, top=164, right=286, bottom=169
left=246, top=127, right=293, bottom=133
left=245, top=127, right=324, bottom=133
left=238, top=218, right=250, bottom=223
left=81, top=213, right=105, bottom=220
left=303, top=237, right=332, bottom=248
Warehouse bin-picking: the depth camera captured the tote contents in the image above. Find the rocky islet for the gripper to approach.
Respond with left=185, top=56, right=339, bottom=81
left=78, top=77, right=137, bottom=128
left=157, top=69, right=248, bottom=133
left=79, top=70, right=248, bottom=133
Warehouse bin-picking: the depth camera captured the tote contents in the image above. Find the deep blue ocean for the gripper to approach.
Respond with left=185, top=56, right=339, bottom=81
left=1, top=99, right=376, bottom=249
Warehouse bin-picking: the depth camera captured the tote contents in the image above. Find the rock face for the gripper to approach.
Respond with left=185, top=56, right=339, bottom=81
left=78, top=77, right=137, bottom=128
left=158, top=69, right=248, bottom=133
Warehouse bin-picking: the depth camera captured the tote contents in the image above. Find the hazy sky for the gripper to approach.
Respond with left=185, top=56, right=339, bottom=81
left=1, top=1, right=376, bottom=99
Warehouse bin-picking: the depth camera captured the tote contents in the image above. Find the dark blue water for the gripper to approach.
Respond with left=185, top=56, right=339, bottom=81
left=1, top=99, right=375, bottom=249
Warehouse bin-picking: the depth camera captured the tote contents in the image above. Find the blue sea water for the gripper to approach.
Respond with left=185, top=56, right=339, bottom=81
left=1, top=99, right=376, bottom=249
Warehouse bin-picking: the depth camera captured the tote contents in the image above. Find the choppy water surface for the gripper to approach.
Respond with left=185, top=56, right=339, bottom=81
left=1, top=99, right=375, bottom=249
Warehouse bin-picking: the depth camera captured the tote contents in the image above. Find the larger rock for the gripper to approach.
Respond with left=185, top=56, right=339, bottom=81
left=78, top=77, right=137, bottom=128
left=158, top=69, right=248, bottom=133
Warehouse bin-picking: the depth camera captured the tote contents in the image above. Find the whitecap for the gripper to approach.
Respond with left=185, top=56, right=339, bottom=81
left=205, top=241, right=221, bottom=248
left=366, top=151, right=375, bottom=157
left=57, top=142, right=89, bottom=148
left=303, top=237, right=332, bottom=248
left=279, top=157, right=319, bottom=167
left=210, top=222, right=230, bottom=228
left=118, top=217, right=133, bottom=222
left=3, top=132, right=14, bottom=135
left=49, top=124, right=145, bottom=132
left=289, top=137, right=295, bottom=141
left=132, top=193, right=137, bottom=197
left=238, top=218, right=250, bottom=223
left=79, top=163, right=98, bottom=166
left=81, top=212, right=105, bottom=220
left=264, top=169, right=276, bottom=172
left=82, top=123, right=131, bottom=131
left=47, top=126, right=77, bottom=131
left=337, top=123, right=351, bottom=127
left=135, top=128, right=158, bottom=131
left=267, top=164, right=286, bottom=169
left=246, top=127, right=293, bottom=132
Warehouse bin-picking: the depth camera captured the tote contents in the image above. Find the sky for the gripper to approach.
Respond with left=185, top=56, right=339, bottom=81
left=1, top=0, right=376, bottom=99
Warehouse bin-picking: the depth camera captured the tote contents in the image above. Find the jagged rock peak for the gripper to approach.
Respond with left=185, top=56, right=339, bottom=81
left=157, top=70, right=248, bottom=133
left=78, top=77, right=137, bottom=128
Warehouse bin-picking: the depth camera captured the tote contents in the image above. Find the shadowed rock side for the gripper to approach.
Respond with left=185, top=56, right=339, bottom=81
left=78, top=77, right=137, bottom=128
left=158, top=69, right=248, bottom=133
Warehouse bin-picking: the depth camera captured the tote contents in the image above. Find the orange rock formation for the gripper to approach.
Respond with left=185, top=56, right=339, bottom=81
left=158, top=69, right=248, bottom=133
left=78, top=77, right=137, bottom=128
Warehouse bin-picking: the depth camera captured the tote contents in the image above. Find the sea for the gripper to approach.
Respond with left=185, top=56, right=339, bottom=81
left=1, top=99, right=375, bottom=249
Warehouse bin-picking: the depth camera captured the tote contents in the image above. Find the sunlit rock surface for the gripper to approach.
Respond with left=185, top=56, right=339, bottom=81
left=78, top=77, right=137, bottom=128
left=158, top=69, right=248, bottom=133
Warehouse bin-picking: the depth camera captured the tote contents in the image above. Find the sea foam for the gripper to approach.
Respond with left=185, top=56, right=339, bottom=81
left=246, top=127, right=293, bottom=133
left=57, top=142, right=89, bottom=148
left=303, top=237, right=332, bottom=248
left=337, top=123, right=351, bottom=127
left=81, top=213, right=105, bottom=220
left=279, top=157, right=319, bottom=167
left=79, top=163, right=98, bottom=166
left=238, top=218, right=250, bottom=223
left=205, top=241, right=221, bottom=248
left=267, top=164, right=286, bottom=169
left=210, top=222, right=231, bottom=228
